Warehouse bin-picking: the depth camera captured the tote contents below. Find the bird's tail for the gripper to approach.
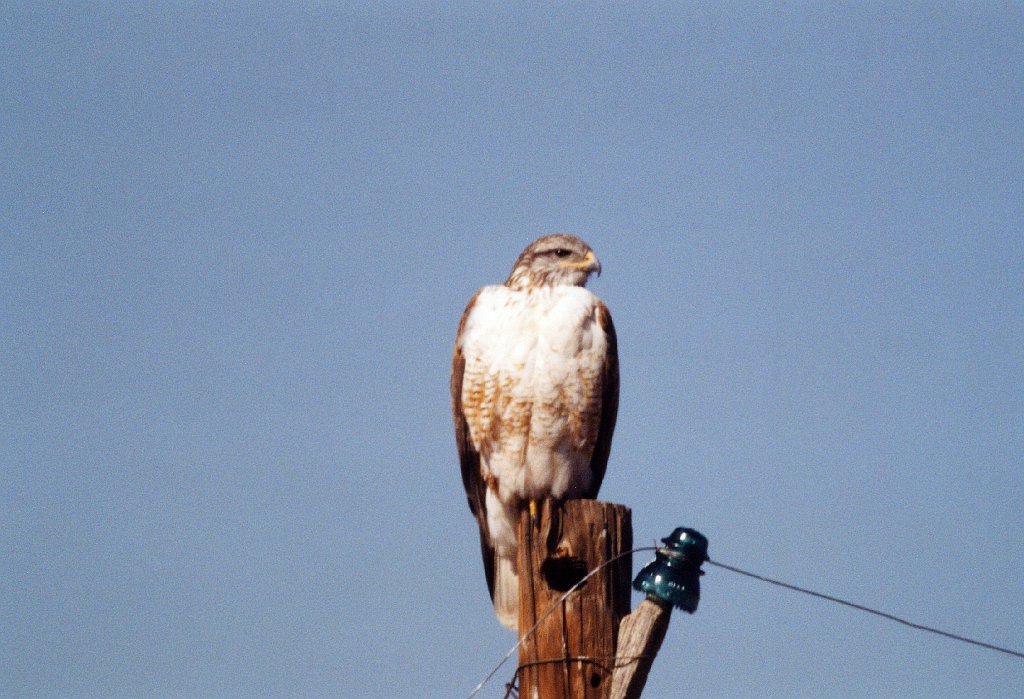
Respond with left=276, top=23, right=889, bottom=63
left=493, top=555, right=518, bottom=630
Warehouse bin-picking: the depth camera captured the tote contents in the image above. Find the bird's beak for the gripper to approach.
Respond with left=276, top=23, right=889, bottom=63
left=561, top=250, right=602, bottom=276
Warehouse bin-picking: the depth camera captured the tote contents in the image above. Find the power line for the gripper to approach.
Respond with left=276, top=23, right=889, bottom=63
left=468, top=550, right=1023, bottom=698
left=707, top=558, right=1024, bottom=660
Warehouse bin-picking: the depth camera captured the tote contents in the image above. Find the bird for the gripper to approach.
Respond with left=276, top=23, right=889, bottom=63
left=450, top=234, right=619, bottom=630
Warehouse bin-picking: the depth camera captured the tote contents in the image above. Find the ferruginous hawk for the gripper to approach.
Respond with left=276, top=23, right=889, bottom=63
left=451, top=234, right=619, bottom=630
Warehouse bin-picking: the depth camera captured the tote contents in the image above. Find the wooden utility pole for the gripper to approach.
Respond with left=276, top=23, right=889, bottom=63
left=608, top=597, right=673, bottom=699
left=515, top=500, right=632, bottom=699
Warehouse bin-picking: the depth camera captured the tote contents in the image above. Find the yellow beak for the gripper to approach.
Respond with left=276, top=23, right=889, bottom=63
left=559, top=250, right=602, bottom=275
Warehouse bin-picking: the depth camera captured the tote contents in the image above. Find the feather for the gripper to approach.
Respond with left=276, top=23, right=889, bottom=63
left=452, top=235, right=618, bottom=630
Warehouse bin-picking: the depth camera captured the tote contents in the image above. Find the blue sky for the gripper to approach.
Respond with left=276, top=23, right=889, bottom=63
left=3, top=3, right=1023, bottom=697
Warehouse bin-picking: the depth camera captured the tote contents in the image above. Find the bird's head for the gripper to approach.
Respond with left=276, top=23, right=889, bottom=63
left=504, top=234, right=601, bottom=291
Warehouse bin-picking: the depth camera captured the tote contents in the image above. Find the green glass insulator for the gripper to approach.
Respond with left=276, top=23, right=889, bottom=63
left=632, top=527, right=708, bottom=613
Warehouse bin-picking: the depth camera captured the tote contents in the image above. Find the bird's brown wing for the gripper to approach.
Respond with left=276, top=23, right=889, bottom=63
left=583, top=301, right=619, bottom=497
left=450, top=291, right=496, bottom=599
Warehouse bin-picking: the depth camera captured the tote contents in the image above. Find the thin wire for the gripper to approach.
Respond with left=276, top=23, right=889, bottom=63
left=707, top=558, right=1024, bottom=661
left=466, top=546, right=657, bottom=699
left=502, top=676, right=518, bottom=699
left=502, top=654, right=655, bottom=698
left=513, top=653, right=655, bottom=676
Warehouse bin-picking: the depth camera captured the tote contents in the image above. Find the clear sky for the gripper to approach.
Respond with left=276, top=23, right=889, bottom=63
left=3, top=3, right=1023, bottom=697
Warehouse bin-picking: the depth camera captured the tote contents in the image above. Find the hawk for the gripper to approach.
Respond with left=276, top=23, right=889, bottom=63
left=451, top=234, right=619, bottom=630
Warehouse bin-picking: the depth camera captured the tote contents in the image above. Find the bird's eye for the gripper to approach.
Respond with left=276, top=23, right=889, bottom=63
left=553, top=249, right=572, bottom=258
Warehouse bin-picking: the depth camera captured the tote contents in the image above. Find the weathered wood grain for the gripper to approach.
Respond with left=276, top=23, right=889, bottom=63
left=516, top=500, right=632, bottom=699
left=609, top=597, right=672, bottom=699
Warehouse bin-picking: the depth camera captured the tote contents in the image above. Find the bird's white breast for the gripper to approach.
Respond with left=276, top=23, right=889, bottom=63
left=459, top=285, right=609, bottom=512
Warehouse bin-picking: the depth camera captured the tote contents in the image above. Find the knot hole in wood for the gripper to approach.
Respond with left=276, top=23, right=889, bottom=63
left=540, top=555, right=588, bottom=592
